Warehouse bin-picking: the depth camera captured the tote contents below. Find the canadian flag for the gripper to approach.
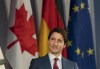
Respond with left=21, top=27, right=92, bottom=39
left=6, top=0, right=38, bottom=69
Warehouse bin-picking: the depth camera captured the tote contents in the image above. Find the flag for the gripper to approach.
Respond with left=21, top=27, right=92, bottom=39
left=39, top=0, right=67, bottom=58
left=63, top=0, right=70, bottom=28
left=6, top=0, right=38, bottom=69
left=68, top=0, right=96, bottom=69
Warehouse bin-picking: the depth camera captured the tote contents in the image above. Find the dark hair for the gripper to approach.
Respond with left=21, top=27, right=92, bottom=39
left=48, top=28, right=67, bottom=44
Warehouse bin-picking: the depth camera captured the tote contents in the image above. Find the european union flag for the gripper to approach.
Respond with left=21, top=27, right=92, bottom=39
left=67, top=0, right=96, bottom=69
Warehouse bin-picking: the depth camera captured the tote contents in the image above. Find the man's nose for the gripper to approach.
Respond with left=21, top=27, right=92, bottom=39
left=54, top=40, right=58, bottom=45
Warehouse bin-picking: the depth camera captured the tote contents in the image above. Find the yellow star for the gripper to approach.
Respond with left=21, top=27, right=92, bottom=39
left=88, top=8, right=90, bottom=13
left=81, top=52, right=84, bottom=58
left=80, top=2, right=85, bottom=10
left=67, top=40, right=72, bottom=47
left=87, top=48, right=93, bottom=56
left=75, top=48, right=81, bottom=55
left=72, top=5, right=79, bottom=13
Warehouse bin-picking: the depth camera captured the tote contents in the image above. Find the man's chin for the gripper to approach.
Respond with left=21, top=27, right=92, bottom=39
left=52, top=51, right=59, bottom=54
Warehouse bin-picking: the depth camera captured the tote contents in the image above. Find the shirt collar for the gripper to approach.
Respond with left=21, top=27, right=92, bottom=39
left=48, top=52, right=62, bottom=62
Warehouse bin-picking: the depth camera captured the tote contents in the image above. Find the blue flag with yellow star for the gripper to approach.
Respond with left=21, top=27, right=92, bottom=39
left=67, top=0, right=96, bottom=69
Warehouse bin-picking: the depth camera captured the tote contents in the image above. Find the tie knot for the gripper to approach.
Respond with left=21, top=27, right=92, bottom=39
left=54, top=58, right=58, bottom=62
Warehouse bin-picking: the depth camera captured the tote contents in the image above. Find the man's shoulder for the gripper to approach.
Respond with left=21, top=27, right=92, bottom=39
left=62, top=57, right=79, bottom=69
left=31, top=55, right=48, bottom=62
left=62, top=57, right=77, bottom=65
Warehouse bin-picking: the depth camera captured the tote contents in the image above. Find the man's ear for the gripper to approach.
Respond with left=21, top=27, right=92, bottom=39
left=63, top=44, right=66, bottom=48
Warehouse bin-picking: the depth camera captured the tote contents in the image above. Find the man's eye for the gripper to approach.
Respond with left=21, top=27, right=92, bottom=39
left=58, top=40, right=63, bottom=43
left=51, top=38, right=55, bottom=40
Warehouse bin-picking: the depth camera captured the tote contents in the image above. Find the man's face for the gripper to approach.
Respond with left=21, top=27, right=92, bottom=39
left=48, top=32, right=66, bottom=55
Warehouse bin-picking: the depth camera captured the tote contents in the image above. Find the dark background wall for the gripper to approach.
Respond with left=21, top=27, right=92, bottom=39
left=94, top=0, right=100, bottom=69
left=0, top=0, right=8, bottom=55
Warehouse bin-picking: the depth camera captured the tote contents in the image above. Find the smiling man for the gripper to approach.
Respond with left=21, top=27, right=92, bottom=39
left=29, top=28, right=79, bottom=69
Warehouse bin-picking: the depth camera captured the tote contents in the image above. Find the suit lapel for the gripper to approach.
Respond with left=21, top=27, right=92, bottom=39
left=62, top=57, right=68, bottom=69
left=43, top=55, right=52, bottom=69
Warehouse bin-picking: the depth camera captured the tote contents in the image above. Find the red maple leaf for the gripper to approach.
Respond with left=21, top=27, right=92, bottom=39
left=7, top=4, right=38, bottom=56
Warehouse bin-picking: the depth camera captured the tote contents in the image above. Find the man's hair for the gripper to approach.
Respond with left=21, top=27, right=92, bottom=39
left=48, top=28, right=68, bottom=44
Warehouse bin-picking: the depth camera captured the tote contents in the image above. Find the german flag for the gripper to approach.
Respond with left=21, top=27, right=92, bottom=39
left=39, top=0, right=67, bottom=58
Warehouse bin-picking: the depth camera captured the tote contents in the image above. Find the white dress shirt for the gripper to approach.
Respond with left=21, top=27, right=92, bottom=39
left=48, top=52, right=62, bottom=69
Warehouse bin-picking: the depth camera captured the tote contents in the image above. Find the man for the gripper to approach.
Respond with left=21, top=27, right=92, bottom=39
left=29, top=28, right=79, bottom=69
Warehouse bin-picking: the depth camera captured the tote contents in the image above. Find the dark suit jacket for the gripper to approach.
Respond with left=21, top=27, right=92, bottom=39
left=29, top=55, right=79, bottom=69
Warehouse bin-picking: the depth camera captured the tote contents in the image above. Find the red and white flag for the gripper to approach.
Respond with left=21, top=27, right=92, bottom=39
left=6, top=0, right=38, bottom=69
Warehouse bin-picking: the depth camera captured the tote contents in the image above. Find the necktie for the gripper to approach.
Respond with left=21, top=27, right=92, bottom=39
left=53, top=58, right=59, bottom=69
